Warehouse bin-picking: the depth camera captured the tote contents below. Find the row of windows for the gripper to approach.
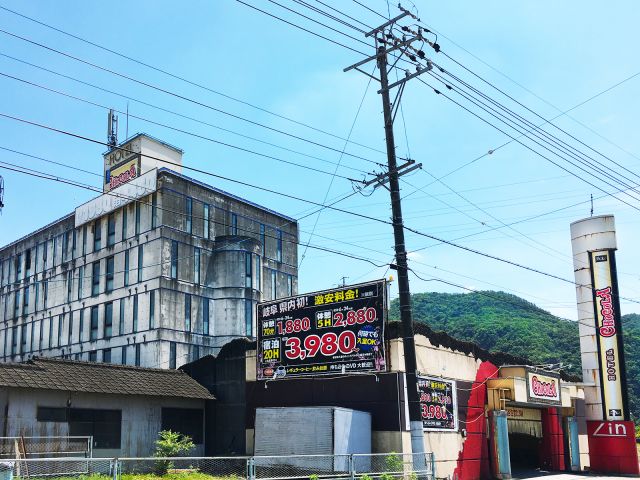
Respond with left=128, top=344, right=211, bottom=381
left=1, top=292, right=156, bottom=357
left=0, top=198, right=155, bottom=288
left=2, top=246, right=147, bottom=321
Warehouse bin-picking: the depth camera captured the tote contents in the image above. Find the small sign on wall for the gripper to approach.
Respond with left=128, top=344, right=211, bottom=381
left=526, top=369, right=562, bottom=406
left=418, top=376, right=458, bottom=431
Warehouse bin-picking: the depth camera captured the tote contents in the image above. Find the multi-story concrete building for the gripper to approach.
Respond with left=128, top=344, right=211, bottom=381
left=0, top=133, right=298, bottom=369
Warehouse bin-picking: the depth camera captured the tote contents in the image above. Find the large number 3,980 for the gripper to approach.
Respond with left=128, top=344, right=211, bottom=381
left=285, top=331, right=357, bottom=360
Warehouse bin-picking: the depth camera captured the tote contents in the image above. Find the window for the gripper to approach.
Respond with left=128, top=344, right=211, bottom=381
left=90, top=306, right=99, bottom=341
left=271, top=270, right=277, bottom=300
left=103, top=265, right=115, bottom=306
left=43, top=242, right=48, bottom=269
left=10, top=327, right=17, bottom=356
left=82, top=226, right=87, bottom=256
left=260, top=224, right=265, bottom=254
left=103, top=348, right=111, bottom=364
left=194, top=247, right=200, bottom=285
left=287, top=275, right=293, bottom=297
left=149, top=291, right=155, bottom=329
left=34, top=282, right=40, bottom=312
left=124, top=250, right=130, bottom=287
left=135, top=201, right=141, bottom=235
left=79, top=308, right=84, bottom=342
left=185, top=197, right=192, bottom=233
left=121, top=346, right=127, bottom=365
left=88, top=351, right=97, bottom=362
left=93, top=220, right=101, bottom=252
left=119, top=299, right=125, bottom=335
left=48, top=316, right=53, bottom=348
left=68, top=312, right=74, bottom=344
left=245, top=300, right=253, bottom=337
left=38, top=318, right=43, bottom=350
left=122, top=206, right=128, bottom=241
left=67, top=270, right=73, bottom=302
left=107, top=214, right=116, bottom=246
left=72, top=229, right=77, bottom=258
left=25, top=249, right=31, bottom=278
left=132, top=295, right=138, bottom=332
left=78, top=266, right=84, bottom=299
left=191, top=345, right=200, bottom=362
left=68, top=408, right=121, bottom=449
left=62, top=232, right=69, bottom=262
left=23, top=286, right=29, bottom=316
left=137, top=245, right=143, bottom=283
left=161, top=408, right=203, bottom=444
left=203, top=204, right=210, bottom=239
left=245, top=252, right=252, bottom=288
left=256, top=256, right=261, bottom=292
left=104, top=302, right=113, bottom=338
left=15, top=254, right=22, bottom=282
left=151, top=193, right=157, bottom=229
left=135, top=344, right=141, bottom=366
left=58, top=314, right=63, bottom=347
left=14, top=290, right=20, bottom=318
left=231, top=213, right=238, bottom=235
left=43, top=280, right=48, bottom=309
left=37, top=407, right=68, bottom=422
left=91, top=261, right=100, bottom=296
left=202, top=298, right=209, bottom=335
left=52, top=237, right=56, bottom=267
left=276, top=230, right=283, bottom=262
left=170, top=241, right=178, bottom=279
left=184, top=294, right=191, bottom=331
left=20, top=324, right=27, bottom=354
left=169, top=342, right=176, bottom=369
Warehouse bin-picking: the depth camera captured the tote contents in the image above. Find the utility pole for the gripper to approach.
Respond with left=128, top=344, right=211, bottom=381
left=345, top=9, right=433, bottom=457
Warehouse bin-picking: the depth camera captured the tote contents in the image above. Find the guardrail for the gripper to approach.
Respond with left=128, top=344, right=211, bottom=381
left=1, top=453, right=434, bottom=480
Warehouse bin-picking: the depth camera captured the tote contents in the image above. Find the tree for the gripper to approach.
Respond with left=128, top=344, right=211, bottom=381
left=154, top=430, right=195, bottom=474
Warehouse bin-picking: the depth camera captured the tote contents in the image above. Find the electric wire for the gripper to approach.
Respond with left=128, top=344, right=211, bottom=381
left=0, top=3, right=387, bottom=156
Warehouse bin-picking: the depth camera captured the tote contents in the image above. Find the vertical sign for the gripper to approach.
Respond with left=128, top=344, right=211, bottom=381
left=418, top=376, right=458, bottom=430
left=257, top=280, right=387, bottom=379
left=589, top=249, right=629, bottom=421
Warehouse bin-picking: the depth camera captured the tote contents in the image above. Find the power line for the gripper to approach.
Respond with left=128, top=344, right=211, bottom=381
left=0, top=3, right=387, bottom=156
left=0, top=70, right=365, bottom=183
left=0, top=27, right=386, bottom=167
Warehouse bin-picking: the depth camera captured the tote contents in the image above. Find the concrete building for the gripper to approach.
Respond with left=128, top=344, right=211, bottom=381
left=0, top=133, right=298, bottom=369
left=0, top=357, right=213, bottom=457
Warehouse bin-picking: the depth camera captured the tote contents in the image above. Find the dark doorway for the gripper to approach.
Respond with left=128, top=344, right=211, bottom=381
left=509, top=432, right=542, bottom=470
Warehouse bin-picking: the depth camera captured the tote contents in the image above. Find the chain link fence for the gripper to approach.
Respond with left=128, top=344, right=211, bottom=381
left=0, top=454, right=434, bottom=480
left=2, top=457, right=113, bottom=480
left=0, top=437, right=92, bottom=459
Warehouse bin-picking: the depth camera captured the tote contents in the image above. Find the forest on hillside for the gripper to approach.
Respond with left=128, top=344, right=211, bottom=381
left=389, top=291, right=640, bottom=421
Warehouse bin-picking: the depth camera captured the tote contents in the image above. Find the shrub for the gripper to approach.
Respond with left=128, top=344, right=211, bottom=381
left=154, top=430, right=195, bottom=474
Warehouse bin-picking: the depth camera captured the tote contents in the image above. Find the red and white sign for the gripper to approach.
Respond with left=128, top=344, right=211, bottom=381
left=526, top=370, right=561, bottom=405
left=587, top=420, right=639, bottom=475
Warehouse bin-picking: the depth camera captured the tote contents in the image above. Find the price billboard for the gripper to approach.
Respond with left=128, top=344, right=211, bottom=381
left=418, top=376, right=458, bottom=431
left=257, top=280, right=387, bottom=380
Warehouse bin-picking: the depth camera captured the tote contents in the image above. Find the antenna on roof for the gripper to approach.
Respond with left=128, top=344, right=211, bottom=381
left=107, top=109, right=118, bottom=148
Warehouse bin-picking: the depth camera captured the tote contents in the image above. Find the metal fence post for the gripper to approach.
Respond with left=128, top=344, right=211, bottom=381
left=349, top=454, right=355, bottom=480
left=246, top=457, right=255, bottom=480
left=111, top=459, right=118, bottom=480
left=430, top=453, right=435, bottom=480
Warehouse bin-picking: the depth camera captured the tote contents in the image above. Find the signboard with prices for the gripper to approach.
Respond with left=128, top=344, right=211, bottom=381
left=256, top=280, right=387, bottom=380
left=418, top=376, right=458, bottom=431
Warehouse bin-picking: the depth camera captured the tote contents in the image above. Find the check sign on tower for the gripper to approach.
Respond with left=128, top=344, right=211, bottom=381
left=257, top=280, right=387, bottom=380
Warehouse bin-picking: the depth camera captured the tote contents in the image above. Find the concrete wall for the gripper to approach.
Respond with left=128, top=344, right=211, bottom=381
left=0, top=387, right=205, bottom=457
left=0, top=169, right=298, bottom=369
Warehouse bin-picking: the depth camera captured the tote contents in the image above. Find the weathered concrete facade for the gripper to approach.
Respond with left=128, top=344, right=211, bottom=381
left=0, top=144, right=298, bottom=369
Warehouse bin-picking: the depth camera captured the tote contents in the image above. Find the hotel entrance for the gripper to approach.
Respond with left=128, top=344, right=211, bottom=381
left=506, top=407, right=543, bottom=471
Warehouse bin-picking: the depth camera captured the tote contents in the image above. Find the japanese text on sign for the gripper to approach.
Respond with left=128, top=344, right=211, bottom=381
left=257, top=280, right=387, bottom=380
left=418, top=376, right=458, bottom=431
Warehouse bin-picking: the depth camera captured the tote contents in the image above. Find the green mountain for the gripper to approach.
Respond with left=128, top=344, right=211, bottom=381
left=389, top=291, right=640, bottom=420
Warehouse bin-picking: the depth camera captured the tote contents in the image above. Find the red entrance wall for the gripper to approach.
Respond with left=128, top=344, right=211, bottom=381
left=540, top=408, right=565, bottom=471
left=587, top=420, right=639, bottom=475
left=453, top=361, right=499, bottom=480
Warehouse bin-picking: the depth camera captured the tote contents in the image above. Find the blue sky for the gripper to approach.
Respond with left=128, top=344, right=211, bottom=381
left=0, top=1, right=639, bottom=320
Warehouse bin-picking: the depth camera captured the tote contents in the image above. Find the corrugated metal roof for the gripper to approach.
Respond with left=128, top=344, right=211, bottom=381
left=0, top=357, right=214, bottom=399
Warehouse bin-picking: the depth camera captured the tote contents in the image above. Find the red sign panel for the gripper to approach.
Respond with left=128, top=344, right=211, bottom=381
left=587, top=420, right=639, bottom=475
